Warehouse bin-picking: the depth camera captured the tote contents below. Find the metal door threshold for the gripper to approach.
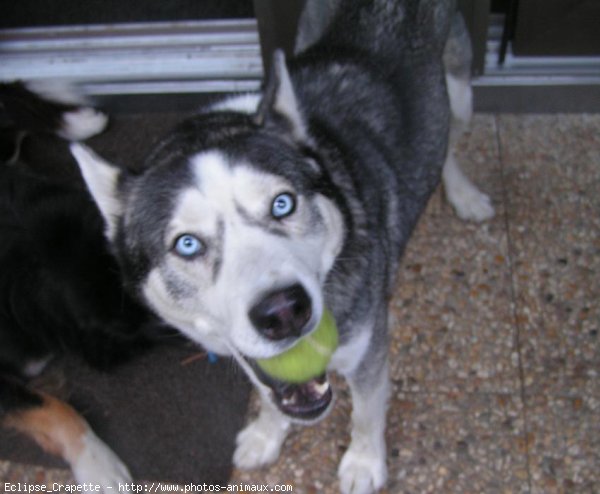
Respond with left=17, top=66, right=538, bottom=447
left=2, top=15, right=598, bottom=113
left=0, top=19, right=263, bottom=100
left=473, top=14, right=600, bottom=112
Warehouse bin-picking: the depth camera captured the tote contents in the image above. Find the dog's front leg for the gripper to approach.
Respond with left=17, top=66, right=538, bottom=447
left=338, top=357, right=390, bottom=494
left=3, top=387, right=131, bottom=493
left=233, top=390, right=291, bottom=469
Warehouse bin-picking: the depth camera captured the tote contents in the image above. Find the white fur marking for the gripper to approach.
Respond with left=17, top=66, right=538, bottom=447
left=443, top=153, right=495, bottom=222
left=339, top=447, right=387, bottom=494
left=59, top=108, right=108, bottom=141
left=72, top=429, right=132, bottom=494
left=444, top=73, right=494, bottom=222
left=233, top=393, right=290, bottom=469
left=210, top=93, right=261, bottom=114
left=272, top=51, right=308, bottom=141
left=70, top=143, right=122, bottom=239
left=23, top=355, right=53, bottom=377
left=339, top=370, right=390, bottom=494
left=446, top=73, right=472, bottom=125
left=329, top=330, right=371, bottom=376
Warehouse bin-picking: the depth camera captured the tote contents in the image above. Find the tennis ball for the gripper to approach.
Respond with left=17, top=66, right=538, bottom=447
left=256, top=308, right=338, bottom=383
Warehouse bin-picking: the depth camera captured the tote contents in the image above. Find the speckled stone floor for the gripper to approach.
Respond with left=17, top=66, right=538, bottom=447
left=2, top=113, right=599, bottom=493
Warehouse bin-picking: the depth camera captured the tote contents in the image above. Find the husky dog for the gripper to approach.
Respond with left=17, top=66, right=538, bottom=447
left=71, top=0, right=493, bottom=492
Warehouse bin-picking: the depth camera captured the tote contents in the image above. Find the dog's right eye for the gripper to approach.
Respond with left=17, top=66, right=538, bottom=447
left=173, top=234, right=205, bottom=259
left=271, top=192, right=296, bottom=219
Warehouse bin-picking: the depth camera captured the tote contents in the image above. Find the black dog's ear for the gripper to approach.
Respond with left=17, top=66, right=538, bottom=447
left=253, top=49, right=308, bottom=142
left=70, top=143, right=123, bottom=241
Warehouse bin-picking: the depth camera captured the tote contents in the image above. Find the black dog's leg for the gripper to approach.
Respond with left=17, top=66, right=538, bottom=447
left=1, top=374, right=131, bottom=491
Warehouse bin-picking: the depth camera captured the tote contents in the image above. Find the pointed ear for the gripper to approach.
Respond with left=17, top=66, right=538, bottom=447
left=254, top=49, right=308, bottom=141
left=70, top=143, right=123, bottom=240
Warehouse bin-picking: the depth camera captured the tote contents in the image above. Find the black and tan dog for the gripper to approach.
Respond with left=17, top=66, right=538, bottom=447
left=0, top=82, right=156, bottom=490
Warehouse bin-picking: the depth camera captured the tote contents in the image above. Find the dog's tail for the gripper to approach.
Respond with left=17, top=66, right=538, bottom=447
left=0, top=81, right=108, bottom=141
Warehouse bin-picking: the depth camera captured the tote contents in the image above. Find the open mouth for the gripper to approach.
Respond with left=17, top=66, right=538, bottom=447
left=250, top=361, right=333, bottom=421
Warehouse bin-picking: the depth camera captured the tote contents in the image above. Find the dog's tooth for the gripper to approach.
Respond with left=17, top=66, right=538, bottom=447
left=282, top=393, right=298, bottom=407
left=282, top=386, right=296, bottom=399
left=311, top=379, right=330, bottom=397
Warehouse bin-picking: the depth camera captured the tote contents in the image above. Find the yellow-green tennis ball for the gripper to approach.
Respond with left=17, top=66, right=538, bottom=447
left=256, top=308, right=338, bottom=383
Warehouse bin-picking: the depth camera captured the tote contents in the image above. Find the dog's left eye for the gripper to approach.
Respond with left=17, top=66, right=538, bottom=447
left=173, top=234, right=205, bottom=258
left=271, top=192, right=296, bottom=219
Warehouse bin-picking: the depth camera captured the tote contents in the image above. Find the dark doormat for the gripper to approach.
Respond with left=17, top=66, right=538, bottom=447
left=0, top=339, right=251, bottom=484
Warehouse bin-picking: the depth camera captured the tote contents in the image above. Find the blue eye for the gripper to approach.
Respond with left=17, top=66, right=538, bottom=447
left=173, top=234, right=204, bottom=258
left=271, top=193, right=296, bottom=219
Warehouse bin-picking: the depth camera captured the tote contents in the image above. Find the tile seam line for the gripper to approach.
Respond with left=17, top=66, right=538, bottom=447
left=494, top=113, right=534, bottom=493
left=389, top=388, right=525, bottom=396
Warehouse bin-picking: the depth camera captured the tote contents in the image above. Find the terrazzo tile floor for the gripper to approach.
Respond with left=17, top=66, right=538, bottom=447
left=1, top=113, right=599, bottom=493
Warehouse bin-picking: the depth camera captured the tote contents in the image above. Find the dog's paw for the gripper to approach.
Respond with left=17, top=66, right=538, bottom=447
left=233, top=418, right=286, bottom=470
left=72, top=430, right=132, bottom=493
left=59, top=107, right=109, bottom=141
left=446, top=180, right=495, bottom=222
left=338, top=445, right=387, bottom=494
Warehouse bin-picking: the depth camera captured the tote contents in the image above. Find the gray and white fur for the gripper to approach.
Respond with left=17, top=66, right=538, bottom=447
left=71, top=1, right=494, bottom=493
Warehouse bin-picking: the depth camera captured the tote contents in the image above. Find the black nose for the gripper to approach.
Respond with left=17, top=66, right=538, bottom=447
left=249, top=284, right=312, bottom=341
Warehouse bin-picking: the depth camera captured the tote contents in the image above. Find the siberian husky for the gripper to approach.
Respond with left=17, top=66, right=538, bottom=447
left=71, top=0, right=493, bottom=492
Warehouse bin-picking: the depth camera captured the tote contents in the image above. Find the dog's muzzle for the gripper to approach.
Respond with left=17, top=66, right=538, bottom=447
left=246, top=283, right=332, bottom=420
left=251, top=362, right=333, bottom=421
